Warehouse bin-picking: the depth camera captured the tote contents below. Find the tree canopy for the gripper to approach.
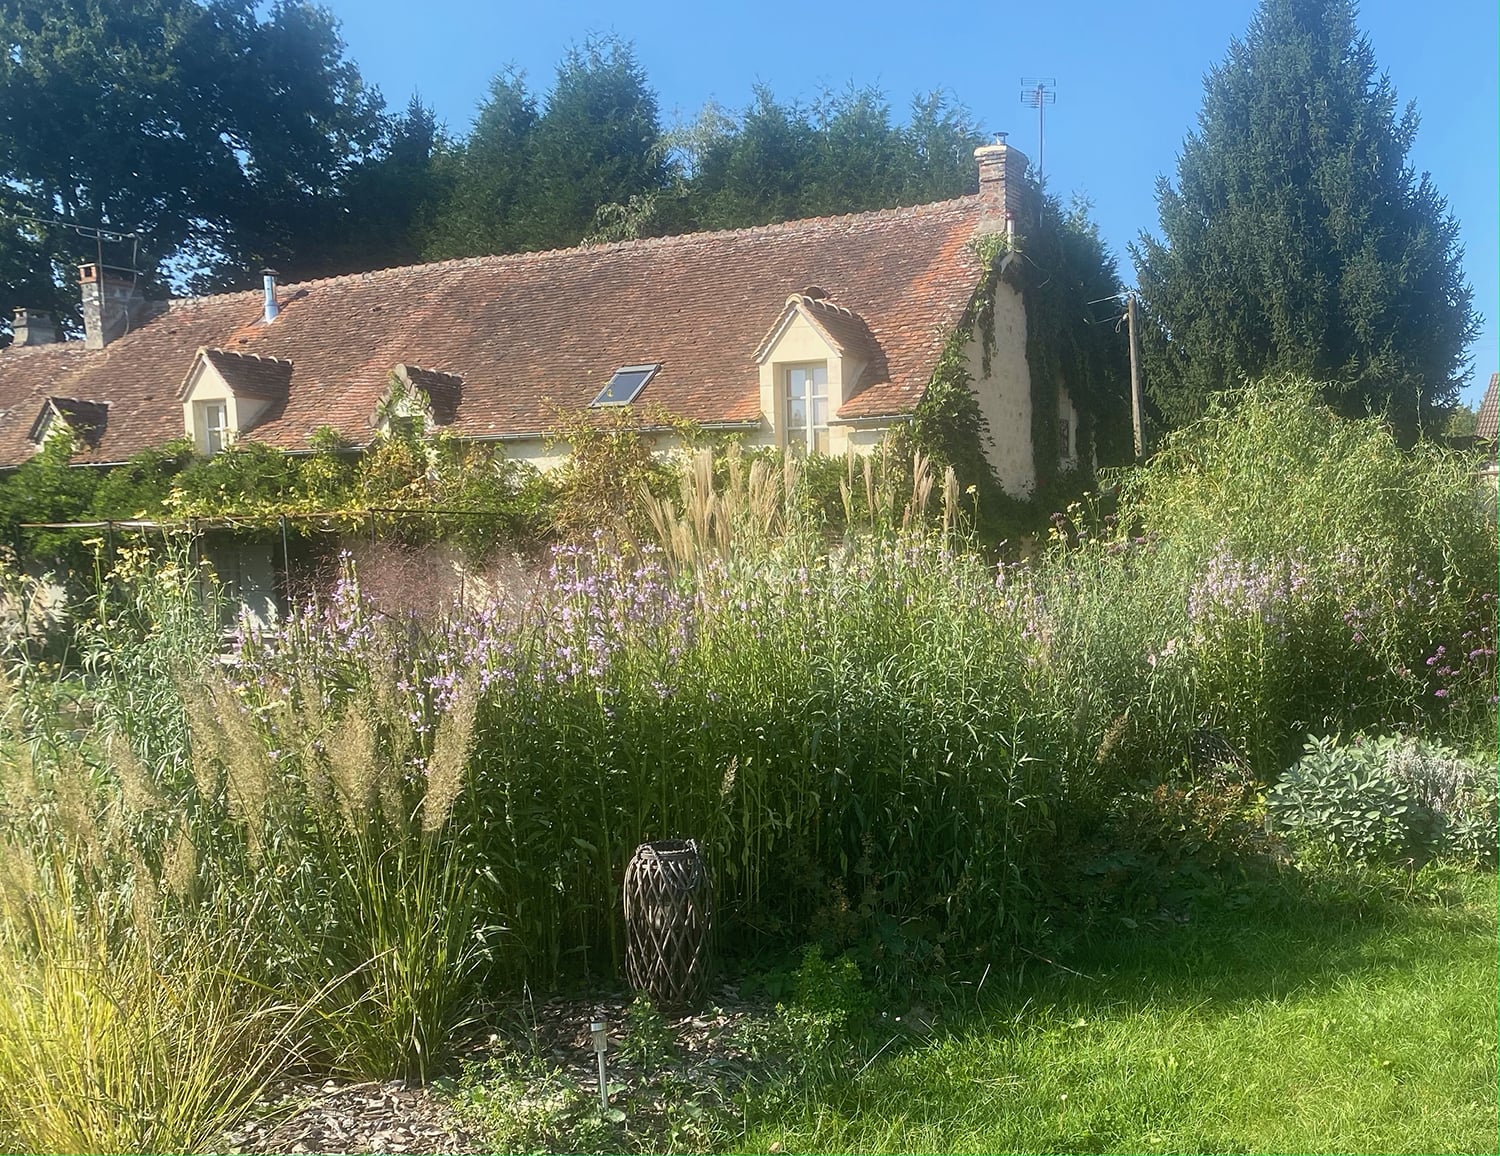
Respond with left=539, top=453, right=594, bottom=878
left=0, top=0, right=396, bottom=314
left=1132, top=0, right=1478, bottom=440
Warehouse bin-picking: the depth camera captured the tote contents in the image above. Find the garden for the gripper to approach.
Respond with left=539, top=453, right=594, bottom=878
left=0, top=382, right=1495, bottom=1154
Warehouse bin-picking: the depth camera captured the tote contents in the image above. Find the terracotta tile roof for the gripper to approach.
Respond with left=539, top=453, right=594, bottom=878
left=1476, top=373, right=1499, bottom=442
left=0, top=195, right=989, bottom=465
left=197, top=348, right=294, bottom=400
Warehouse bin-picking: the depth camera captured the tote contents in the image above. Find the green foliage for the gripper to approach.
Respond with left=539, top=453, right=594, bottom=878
left=423, top=35, right=667, bottom=259
left=90, top=441, right=193, bottom=521
left=909, top=330, right=995, bottom=500
left=0, top=433, right=100, bottom=567
left=1133, top=0, right=1478, bottom=439
left=680, top=86, right=984, bottom=232
left=1268, top=733, right=1498, bottom=867
left=1020, top=196, right=1134, bottom=478
left=546, top=405, right=684, bottom=541
left=618, top=995, right=676, bottom=1075
left=0, top=0, right=386, bottom=305
left=1114, top=378, right=1496, bottom=586
left=170, top=440, right=305, bottom=516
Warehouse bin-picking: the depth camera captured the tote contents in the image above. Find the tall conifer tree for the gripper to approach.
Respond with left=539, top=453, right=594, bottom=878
left=1133, top=0, right=1477, bottom=439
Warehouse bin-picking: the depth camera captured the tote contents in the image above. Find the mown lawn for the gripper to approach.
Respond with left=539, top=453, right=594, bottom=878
left=743, top=869, right=1498, bottom=1155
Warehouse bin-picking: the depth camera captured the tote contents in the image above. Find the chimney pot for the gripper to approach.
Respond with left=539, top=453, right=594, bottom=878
left=262, top=268, right=279, bottom=324
left=10, top=308, right=60, bottom=347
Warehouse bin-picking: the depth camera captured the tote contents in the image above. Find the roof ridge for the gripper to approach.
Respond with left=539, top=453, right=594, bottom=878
left=204, top=347, right=294, bottom=366
left=180, top=195, right=978, bottom=300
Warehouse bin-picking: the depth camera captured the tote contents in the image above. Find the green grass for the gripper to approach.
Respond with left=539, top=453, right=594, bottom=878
left=743, top=870, right=1499, bottom=1155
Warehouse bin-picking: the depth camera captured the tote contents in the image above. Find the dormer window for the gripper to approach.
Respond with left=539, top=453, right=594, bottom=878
left=200, top=400, right=230, bottom=455
left=784, top=364, right=829, bottom=455
left=755, top=293, right=880, bottom=458
left=591, top=363, right=659, bottom=407
left=178, top=347, right=292, bottom=456
left=28, top=397, right=109, bottom=451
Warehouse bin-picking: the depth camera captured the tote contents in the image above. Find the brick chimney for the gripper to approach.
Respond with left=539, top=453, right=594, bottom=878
left=78, top=263, right=145, bottom=349
left=10, top=308, right=59, bottom=346
left=974, top=136, right=1030, bottom=238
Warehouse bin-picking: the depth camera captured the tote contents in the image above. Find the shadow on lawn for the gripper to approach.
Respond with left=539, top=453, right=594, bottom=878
left=982, top=868, right=1494, bottom=1020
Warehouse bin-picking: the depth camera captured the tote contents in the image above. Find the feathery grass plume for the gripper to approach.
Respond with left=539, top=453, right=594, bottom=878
left=327, top=696, right=380, bottom=832
left=129, top=848, right=159, bottom=952
left=747, top=452, right=780, bottom=536
left=50, top=746, right=104, bottom=875
left=208, top=676, right=272, bottom=857
left=782, top=451, right=803, bottom=523
left=942, top=465, right=961, bottom=539
left=423, top=674, right=479, bottom=835
left=0, top=835, right=41, bottom=936
left=177, top=674, right=224, bottom=804
left=903, top=451, right=934, bottom=532
left=369, top=644, right=415, bottom=773
left=108, top=731, right=161, bottom=818
left=159, top=818, right=199, bottom=903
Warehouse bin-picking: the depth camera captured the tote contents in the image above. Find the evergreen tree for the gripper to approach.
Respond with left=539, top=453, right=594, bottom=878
left=524, top=35, right=668, bottom=251
left=422, top=69, right=538, bottom=260
left=1132, top=0, right=1477, bottom=439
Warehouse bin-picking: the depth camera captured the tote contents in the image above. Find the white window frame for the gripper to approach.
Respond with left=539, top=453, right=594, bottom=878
left=783, top=362, right=830, bottom=455
left=199, top=399, right=230, bottom=455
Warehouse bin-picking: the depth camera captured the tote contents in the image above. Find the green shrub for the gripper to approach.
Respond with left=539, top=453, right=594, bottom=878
left=1267, top=734, right=1497, bottom=867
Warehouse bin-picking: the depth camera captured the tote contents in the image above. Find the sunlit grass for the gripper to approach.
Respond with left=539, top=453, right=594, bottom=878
left=744, top=869, right=1498, bottom=1154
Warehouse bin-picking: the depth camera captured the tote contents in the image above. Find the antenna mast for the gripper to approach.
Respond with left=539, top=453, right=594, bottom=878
left=1019, top=77, right=1056, bottom=183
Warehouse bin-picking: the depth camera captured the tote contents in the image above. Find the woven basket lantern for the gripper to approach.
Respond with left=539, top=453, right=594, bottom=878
left=622, top=839, right=712, bottom=1011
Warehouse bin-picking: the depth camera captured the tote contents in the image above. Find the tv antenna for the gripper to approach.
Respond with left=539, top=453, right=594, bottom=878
left=1020, top=78, right=1056, bottom=182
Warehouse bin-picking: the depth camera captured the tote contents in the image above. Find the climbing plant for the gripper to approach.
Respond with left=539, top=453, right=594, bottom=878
left=909, top=190, right=1130, bottom=536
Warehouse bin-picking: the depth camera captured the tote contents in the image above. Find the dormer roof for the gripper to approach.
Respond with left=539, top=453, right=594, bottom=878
left=179, top=348, right=294, bottom=401
left=28, top=396, right=109, bottom=447
left=391, top=363, right=463, bottom=425
left=753, top=292, right=881, bottom=366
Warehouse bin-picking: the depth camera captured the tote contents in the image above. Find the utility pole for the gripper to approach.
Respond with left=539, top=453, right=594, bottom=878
left=1020, top=78, right=1056, bottom=182
left=1127, top=292, right=1145, bottom=461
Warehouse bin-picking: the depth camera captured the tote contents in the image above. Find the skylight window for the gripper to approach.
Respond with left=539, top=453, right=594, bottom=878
left=590, top=363, right=659, bottom=407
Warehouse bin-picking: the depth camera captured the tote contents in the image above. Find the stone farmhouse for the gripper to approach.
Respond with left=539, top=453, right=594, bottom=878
left=0, top=143, right=1084, bottom=497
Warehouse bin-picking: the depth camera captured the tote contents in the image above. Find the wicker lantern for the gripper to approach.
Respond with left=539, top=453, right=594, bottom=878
left=622, top=839, right=712, bottom=1010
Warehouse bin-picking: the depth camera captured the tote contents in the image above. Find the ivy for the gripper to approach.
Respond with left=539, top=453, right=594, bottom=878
left=910, top=190, right=1131, bottom=542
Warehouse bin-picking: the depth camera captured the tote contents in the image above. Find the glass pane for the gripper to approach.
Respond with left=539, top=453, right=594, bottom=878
left=810, top=364, right=828, bottom=387
left=813, top=429, right=830, bottom=454
left=787, top=396, right=807, bottom=429
left=811, top=396, right=829, bottom=426
left=592, top=365, right=658, bottom=406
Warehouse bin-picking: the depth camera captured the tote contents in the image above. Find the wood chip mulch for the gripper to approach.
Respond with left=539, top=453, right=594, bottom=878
left=222, top=985, right=767, bottom=1155
left=222, top=1078, right=485, bottom=1155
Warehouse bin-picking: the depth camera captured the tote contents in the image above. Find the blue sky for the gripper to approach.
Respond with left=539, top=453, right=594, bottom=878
left=322, top=0, right=1498, bottom=406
